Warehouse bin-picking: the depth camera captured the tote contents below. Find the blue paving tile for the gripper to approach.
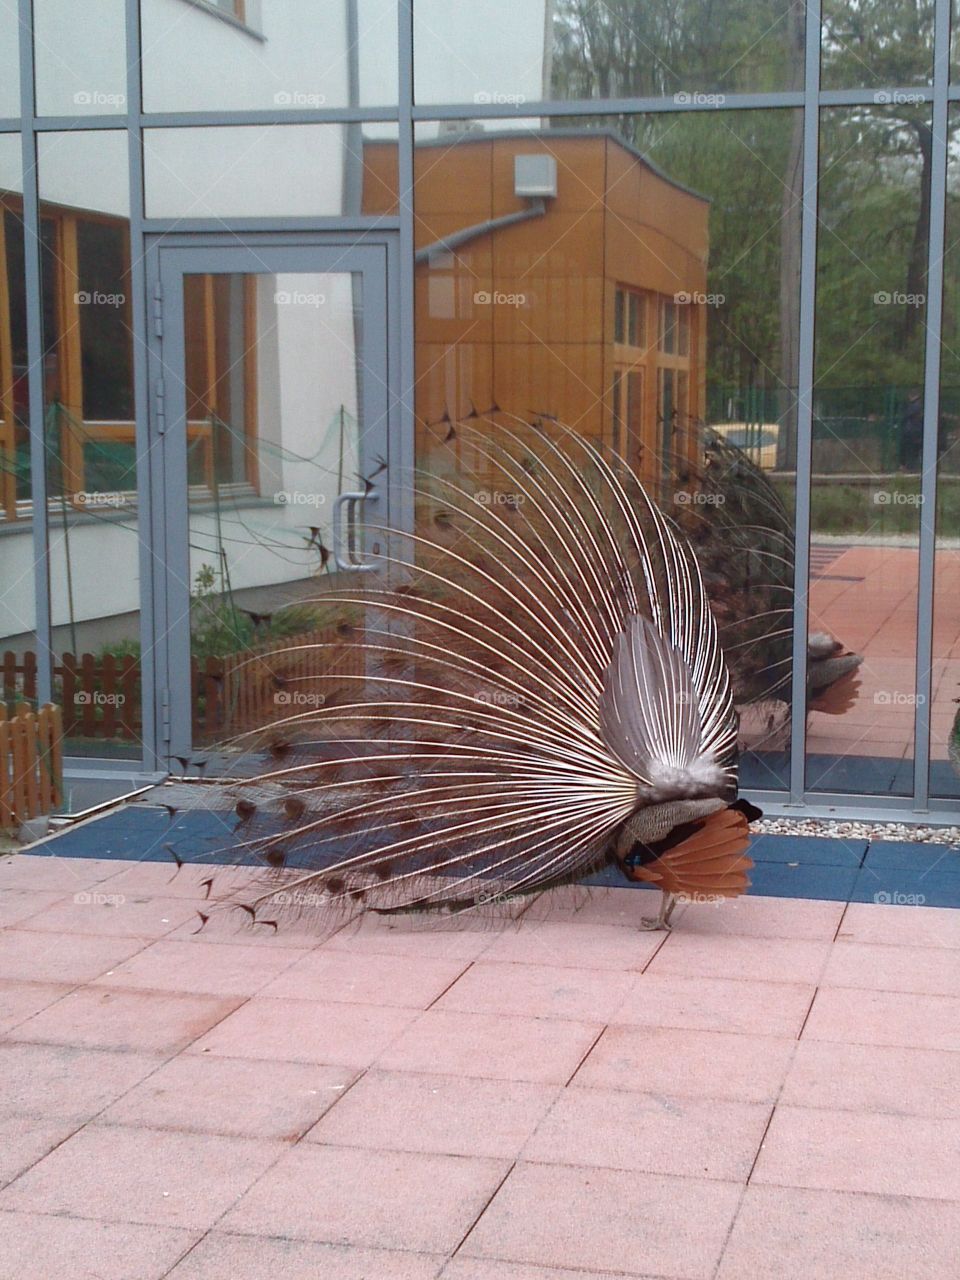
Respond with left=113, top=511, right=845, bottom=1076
left=862, top=841, right=960, bottom=874
left=851, top=868, right=960, bottom=909
left=745, top=861, right=859, bottom=902
left=748, top=833, right=866, bottom=867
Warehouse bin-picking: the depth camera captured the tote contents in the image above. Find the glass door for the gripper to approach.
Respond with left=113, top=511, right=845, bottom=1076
left=148, top=242, right=392, bottom=771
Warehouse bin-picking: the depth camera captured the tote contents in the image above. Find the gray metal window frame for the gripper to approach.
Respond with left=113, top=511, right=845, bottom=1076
left=3, top=0, right=956, bottom=816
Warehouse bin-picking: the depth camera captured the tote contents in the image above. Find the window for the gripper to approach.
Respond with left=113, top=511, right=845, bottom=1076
left=659, top=297, right=689, bottom=356
left=615, top=286, right=646, bottom=349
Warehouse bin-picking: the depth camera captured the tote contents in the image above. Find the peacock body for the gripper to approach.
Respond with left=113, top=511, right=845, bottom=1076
left=200, top=415, right=760, bottom=933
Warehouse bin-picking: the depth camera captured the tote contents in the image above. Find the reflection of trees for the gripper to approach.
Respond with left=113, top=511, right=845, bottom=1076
left=549, top=0, right=951, bottom=441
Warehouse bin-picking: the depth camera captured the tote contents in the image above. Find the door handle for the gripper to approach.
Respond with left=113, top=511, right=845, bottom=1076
left=332, top=488, right=380, bottom=572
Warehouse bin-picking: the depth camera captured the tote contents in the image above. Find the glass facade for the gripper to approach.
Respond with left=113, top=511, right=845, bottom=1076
left=1, top=0, right=958, bottom=817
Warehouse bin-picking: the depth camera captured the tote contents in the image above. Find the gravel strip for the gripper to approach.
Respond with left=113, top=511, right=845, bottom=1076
left=754, top=817, right=960, bottom=846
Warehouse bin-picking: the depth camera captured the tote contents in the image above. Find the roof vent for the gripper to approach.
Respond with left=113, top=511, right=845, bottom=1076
left=514, top=154, right=557, bottom=198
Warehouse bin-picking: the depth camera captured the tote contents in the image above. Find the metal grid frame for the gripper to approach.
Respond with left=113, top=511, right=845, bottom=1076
left=3, top=0, right=957, bottom=816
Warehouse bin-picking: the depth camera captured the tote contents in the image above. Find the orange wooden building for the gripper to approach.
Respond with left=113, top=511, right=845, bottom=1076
left=363, top=127, right=710, bottom=480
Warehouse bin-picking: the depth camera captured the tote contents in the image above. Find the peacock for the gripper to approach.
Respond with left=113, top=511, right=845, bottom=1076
left=197, top=414, right=762, bottom=934
left=662, top=426, right=863, bottom=750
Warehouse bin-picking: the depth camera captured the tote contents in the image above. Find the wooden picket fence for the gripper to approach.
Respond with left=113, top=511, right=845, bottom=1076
left=195, top=624, right=366, bottom=738
left=0, top=703, right=63, bottom=829
left=0, top=624, right=364, bottom=747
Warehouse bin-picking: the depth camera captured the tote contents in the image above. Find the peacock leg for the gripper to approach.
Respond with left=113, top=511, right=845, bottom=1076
left=639, top=890, right=675, bottom=931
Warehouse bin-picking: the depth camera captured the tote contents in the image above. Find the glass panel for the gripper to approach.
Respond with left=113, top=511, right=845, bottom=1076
left=0, top=137, right=37, bottom=709
left=37, top=132, right=141, bottom=759
left=0, top=9, right=20, bottom=117
left=806, top=106, right=929, bottom=797
left=34, top=0, right=127, bottom=116
left=140, top=0, right=398, bottom=111
left=414, top=1, right=805, bottom=104
left=932, top=101, right=960, bottom=798
left=413, top=112, right=801, bottom=794
left=180, top=271, right=363, bottom=750
left=822, top=0, right=933, bottom=90
left=145, top=123, right=399, bottom=218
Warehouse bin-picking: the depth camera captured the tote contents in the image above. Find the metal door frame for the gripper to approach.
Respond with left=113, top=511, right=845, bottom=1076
left=143, top=232, right=403, bottom=770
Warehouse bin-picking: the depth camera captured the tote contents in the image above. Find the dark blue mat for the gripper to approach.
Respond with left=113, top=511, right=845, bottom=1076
left=17, top=805, right=960, bottom=908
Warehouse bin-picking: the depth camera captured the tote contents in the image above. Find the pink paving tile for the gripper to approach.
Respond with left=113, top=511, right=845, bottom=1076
left=822, top=939, right=960, bottom=997
left=96, top=860, right=229, bottom=901
left=257, top=948, right=470, bottom=1007
left=308, top=1069, right=560, bottom=1158
left=780, top=1038, right=960, bottom=1117
left=0, top=1211, right=198, bottom=1280
left=221, top=1144, right=509, bottom=1252
left=462, top=1162, right=741, bottom=1278
left=0, top=1113, right=80, bottom=1188
left=671, top=893, right=845, bottom=940
left=378, top=1009, right=602, bottom=1084
left=522, top=885, right=648, bottom=928
left=0, top=855, right=126, bottom=891
left=442, top=1264, right=655, bottom=1280
left=187, top=996, right=418, bottom=1066
left=164, top=906, right=332, bottom=949
left=521, top=1086, right=770, bottom=1181
left=613, top=972, right=814, bottom=1038
left=323, top=913, right=496, bottom=960
left=837, top=901, right=960, bottom=948
left=752, top=1105, right=960, bottom=1201
left=90, top=937, right=310, bottom=997
left=803, top=986, right=960, bottom=1051
left=648, top=933, right=832, bottom=985
left=717, top=1184, right=960, bottom=1280
left=7, top=986, right=242, bottom=1054
left=435, top=961, right=635, bottom=1022
left=20, top=893, right=196, bottom=938
left=0, top=928, right=147, bottom=984
left=0, top=1124, right=286, bottom=1229
left=0, top=979, right=71, bottom=1035
left=479, top=920, right=663, bottom=971
left=0, top=1042, right=160, bottom=1119
left=572, top=1025, right=795, bottom=1104
left=103, top=1054, right=357, bottom=1139
left=0, top=889, right=65, bottom=928
left=166, top=1233, right=444, bottom=1280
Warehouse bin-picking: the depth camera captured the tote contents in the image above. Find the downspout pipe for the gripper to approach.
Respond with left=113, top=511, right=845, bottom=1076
left=414, top=199, right=547, bottom=264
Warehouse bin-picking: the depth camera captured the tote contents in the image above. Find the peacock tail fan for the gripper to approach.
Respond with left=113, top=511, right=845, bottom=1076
left=187, top=413, right=750, bottom=936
